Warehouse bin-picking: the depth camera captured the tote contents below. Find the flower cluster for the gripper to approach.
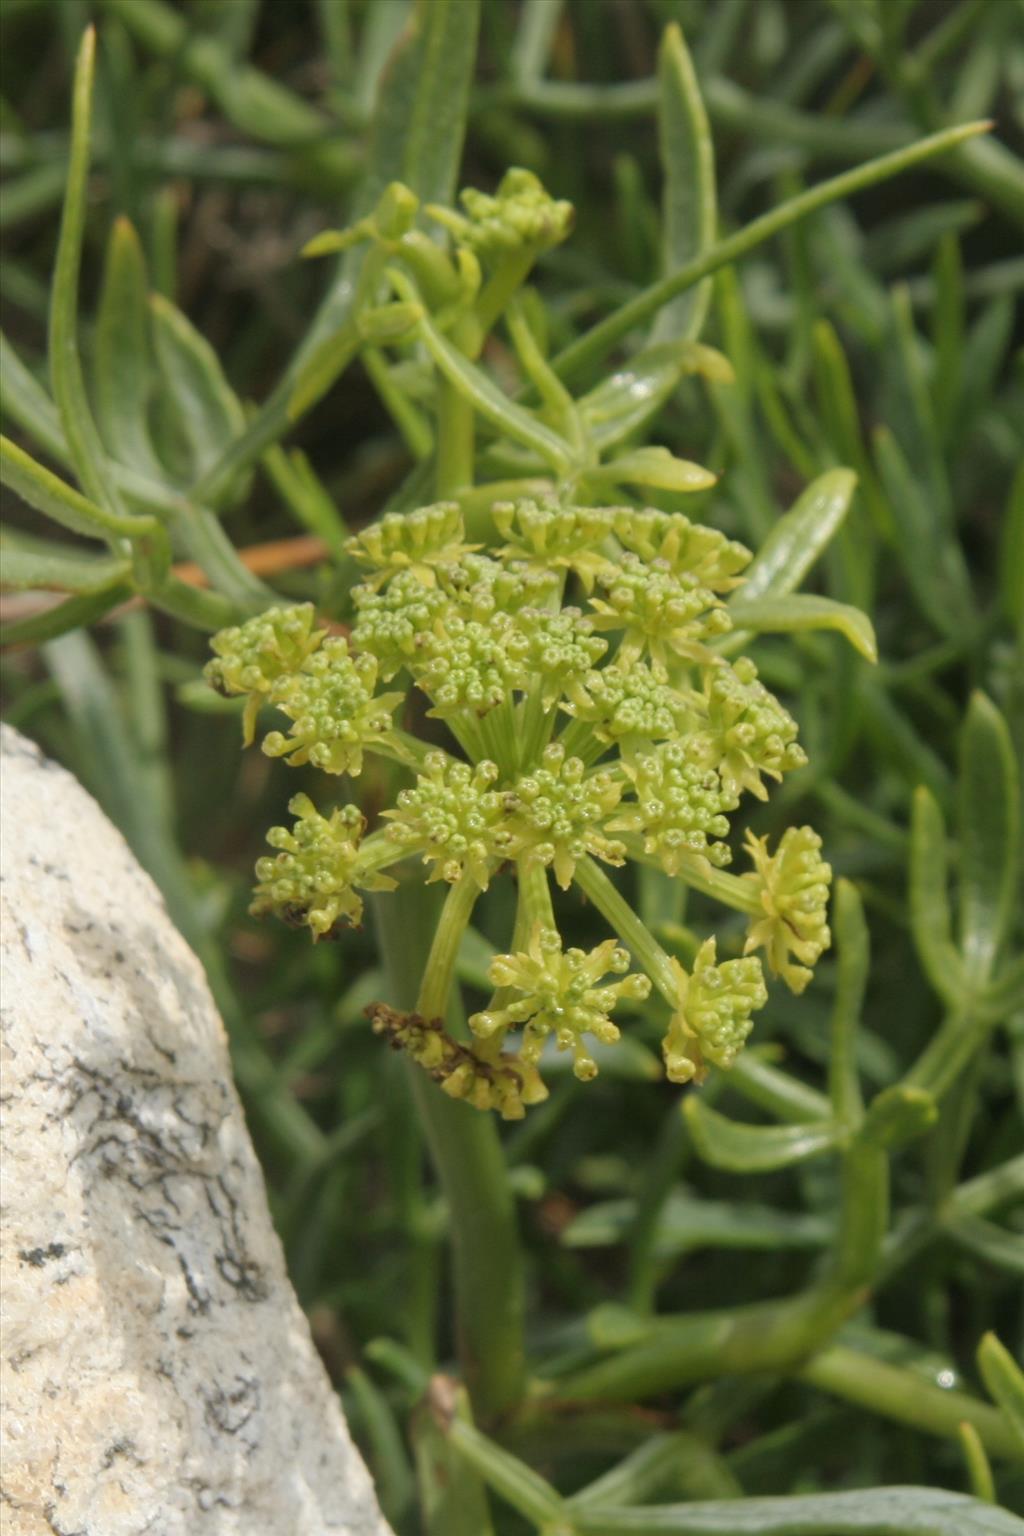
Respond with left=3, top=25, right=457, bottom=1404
left=384, top=753, right=506, bottom=888
left=209, top=481, right=834, bottom=1111
left=743, top=826, right=833, bottom=993
left=429, top=168, right=575, bottom=260
left=251, top=794, right=395, bottom=938
left=345, top=503, right=480, bottom=589
left=205, top=603, right=325, bottom=743
left=262, top=637, right=403, bottom=776
left=663, top=940, right=768, bottom=1084
left=212, top=143, right=836, bottom=1120
left=368, top=1003, right=548, bottom=1120
left=470, top=927, right=651, bottom=1082
left=503, top=743, right=625, bottom=890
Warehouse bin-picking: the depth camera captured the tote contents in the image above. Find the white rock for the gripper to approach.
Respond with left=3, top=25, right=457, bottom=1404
left=0, top=725, right=394, bottom=1536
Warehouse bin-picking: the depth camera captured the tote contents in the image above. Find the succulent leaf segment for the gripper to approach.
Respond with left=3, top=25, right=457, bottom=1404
left=206, top=171, right=833, bottom=1117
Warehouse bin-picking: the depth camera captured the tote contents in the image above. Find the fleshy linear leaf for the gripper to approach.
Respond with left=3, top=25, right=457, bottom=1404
left=48, top=27, right=126, bottom=520
left=0, top=331, right=67, bottom=463
left=577, top=341, right=732, bottom=454
left=958, top=692, right=1020, bottom=984
left=859, top=1085, right=938, bottom=1151
left=149, top=293, right=247, bottom=481
left=735, top=469, right=857, bottom=605
left=947, top=1216, right=1024, bottom=1279
left=191, top=0, right=481, bottom=503
left=0, top=435, right=159, bottom=544
left=412, top=1397, right=495, bottom=1536
left=873, top=423, right=974, bottom=638
left=563, top=1192, right=831, bottom=1258
left=589, top=446, right=716, bottom=494
left=652, top=23, right=715, bottom=344
left=95, top=217, right=162, bottom=476
left=959, top=1421, right=997, bottom=1505
left=551, top=120, right=992, bottom=386
left=401, top=287, right=573, bottom=473
left=683, top=1097, right=841, bottom=1172
left=977, top=1333, right=1024, bottom=1457
left=570, top=1486, right=1024, bottom=1534
left=1001, top=462, right=1024, bottom=634
left=909, top=786, right=966, bottom=1007
left=444, top=1409, right=564, bottom=1527
left=1, top=532, right=130, bottom=594
left=1, top=587, right=134, bottom=649
left=724, top=592, right=877, bottom=662
left=100, top=0, right=336, bottom=150
left=828, top=880, right=868, bottom=1126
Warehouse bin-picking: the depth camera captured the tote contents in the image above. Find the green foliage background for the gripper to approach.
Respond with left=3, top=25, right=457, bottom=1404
left=1, top=1, right=1022, bottom=1531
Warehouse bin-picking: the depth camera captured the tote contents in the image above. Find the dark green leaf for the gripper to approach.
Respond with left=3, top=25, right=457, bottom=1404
left=0, top=332, right=67, bottom=463
left=829, top=880, right=868, bottom=1125
left=1, top=586, right=133, bottom=648
left=947, top=1216, right=1024, bottom=1278
left=577, top=341, right=731, bottom=454
left=563, top=1191, right=832, bottom=1257
left=49, top=27, right=126, bottom=520
left=872, top=424, right=974, bottom=638
left=977, top=1333, right=1024, bottom=1456
left=1, top=434, right=159, bottom=543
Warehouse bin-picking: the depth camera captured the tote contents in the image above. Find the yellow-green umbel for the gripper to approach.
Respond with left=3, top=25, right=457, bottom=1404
left=262, top=637, right=404, bottom=777
left=209, top=484, right=835, bottom=1115
left=470, top=926, right=652, bottom=1082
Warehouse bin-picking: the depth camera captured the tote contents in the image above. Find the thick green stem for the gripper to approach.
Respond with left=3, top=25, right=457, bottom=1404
left=372, top=882, right=527, bottom=1424
left=551, top=1285, right=859, bottom=1404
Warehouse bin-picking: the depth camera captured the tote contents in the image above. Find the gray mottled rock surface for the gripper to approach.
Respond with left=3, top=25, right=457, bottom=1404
left=0, top=725, right=393, bottom=1536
